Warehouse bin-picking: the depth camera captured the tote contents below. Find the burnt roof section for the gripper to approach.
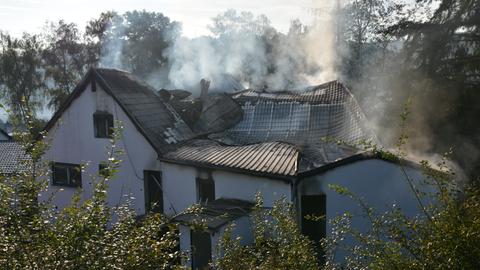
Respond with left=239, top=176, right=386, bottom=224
left=232, top=80, right=350, bottom=104
left=162, top=140, right=299, bottom=178
left=193, top=94, right=243, bottom=135
left=224, top=80, right=373, bottom=146
left=0, top=142, right=30, bottom=174
left=173, top=198, right=254, bottom=230
left=44, top=68, right=194, bottom=154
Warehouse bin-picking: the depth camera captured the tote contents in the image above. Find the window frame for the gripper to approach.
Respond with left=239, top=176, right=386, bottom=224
left=98, top=163, right=109, bottom=178
left=51, top=162, right=82, bottom=188
left=190, top=229, right=212, bottom=269
left=144, top=170, right=164, bottom=213
left=93, top=111, right=114, bottom=139
left=196, top=174, right=215, bottom=203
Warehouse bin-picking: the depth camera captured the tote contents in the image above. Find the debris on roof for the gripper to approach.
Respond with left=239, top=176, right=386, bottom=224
left=163, top=140, right=299, bottom=177
left=45, top=68, right=377, bottom=178
left=193, top=94, right=243, bottom=135
left=173, top=198, right=254, bottom=230
left=0, top=142, right=31, bottom=174
left=158, top=89, right=192, bottom=101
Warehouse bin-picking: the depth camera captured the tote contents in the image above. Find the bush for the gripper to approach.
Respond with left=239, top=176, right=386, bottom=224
left=0, top=119, right=182, bottom=269
left=215, top=194, right=319, bottom=270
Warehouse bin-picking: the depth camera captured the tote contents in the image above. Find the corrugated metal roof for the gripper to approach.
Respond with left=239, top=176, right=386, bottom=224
left=163, top=140, right=299, bottom=177
left=0, top=142, right=30, bottom=174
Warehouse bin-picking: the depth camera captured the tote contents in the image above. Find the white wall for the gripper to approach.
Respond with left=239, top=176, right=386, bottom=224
left=161, top=162, right=292, bottom=216
left=162, top=162, right=293, bottom=265
left=161, top=163, right=198, bottom=216
left=213, top=170, right=292, bottom=207
left=41, top=83, right=159, bottom=215
left=298, top=159, right=433, bottom=260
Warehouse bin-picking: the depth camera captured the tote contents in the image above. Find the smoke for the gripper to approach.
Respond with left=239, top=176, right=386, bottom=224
left=301, top=3, right=338, bottom=84
left=159, top=2, right=340, bottom=93
left=99, top=16, right=126, bottom=69
left=162, top=32, right=269, bottom=92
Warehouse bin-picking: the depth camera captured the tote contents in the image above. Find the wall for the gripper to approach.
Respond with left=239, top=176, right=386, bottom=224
left=41, top=83, right=159, bottom=215
left=212, top=170, right=292, bottom=207
left=181, top=215, right=254, bottom=268
left=161, top=162, right=292, bottom=216
left=161, top=161, right=293, bottom=266
left=298, top=158, right=432, bottom=260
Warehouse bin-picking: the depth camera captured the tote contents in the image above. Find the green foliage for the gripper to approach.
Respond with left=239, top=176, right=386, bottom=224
left=215, top=194, right=319, bottom=270
left=323, top=103, right=480, bottom=269
left=0, top=32, right=45, bottom=121
left=0, top=119, right=182, bottom=269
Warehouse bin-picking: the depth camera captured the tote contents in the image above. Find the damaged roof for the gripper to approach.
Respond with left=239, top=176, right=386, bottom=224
left=232, top=80, right=350, bottom=104
left=45, top=68, right=380, bottom=179
left=173, top=198, right=254, bottom=230
left=223, top=80, right=372, bottom=146
left=45, top=68, right=194, bottom=154
left=161, top=80, right=377, bottom=178
left=163, top=140, right=299, bottom=178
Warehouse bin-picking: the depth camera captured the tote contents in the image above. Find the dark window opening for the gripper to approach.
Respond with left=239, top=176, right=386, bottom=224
left=191, top=230, right=212, bottom=270
left=144, top=170, right=163, bottom=213
left=98, top=163, right=109, bottom=178
left=93, top=112, right=113, bottom=138
left=301, top=194, right=326, bottom=264
left=197, top=176, right=215, bottom=203
left=52, top=162, right=82, bottom=187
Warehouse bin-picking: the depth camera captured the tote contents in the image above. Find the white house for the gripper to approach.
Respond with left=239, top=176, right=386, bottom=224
left=41, top=68, right=432, bottom=268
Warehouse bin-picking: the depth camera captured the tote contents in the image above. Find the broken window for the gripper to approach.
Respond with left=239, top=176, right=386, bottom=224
left=51, top=162, right=82, bottom=187
left=93, top=112, right=113, bottom=138
left=144, top=170, right=163, bottom=213
left=197, top=175, right=215, bottom=203
left=191, top=230, right=212, bottom=270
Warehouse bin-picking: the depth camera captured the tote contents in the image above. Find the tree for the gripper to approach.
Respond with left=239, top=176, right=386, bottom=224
left=84, top=11, right=118, bottom=68
left=384, top=0, right=480, bottom=179
left=0, top=118, right=183, bottom=269
left=42, top=20, right=92, bottom=110
left=0, top=32, right=44, bottom=122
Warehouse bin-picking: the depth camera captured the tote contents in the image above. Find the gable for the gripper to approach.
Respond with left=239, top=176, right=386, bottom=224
left=44, top=68, right=194, bottom=155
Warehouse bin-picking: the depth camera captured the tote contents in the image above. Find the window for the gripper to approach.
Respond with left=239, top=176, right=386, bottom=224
left=51, top=162, right=82, bottom=187
left=144, top=170, right=163, bottom=213
left=98, top=163, right=109, bottom=178
left=93, top=112, right=113, bottom=138
left=196, top=176, right=214, bottom=203
left=191, top=230, right=212, bottom=270
left=301, top=194, right=326, bottom=264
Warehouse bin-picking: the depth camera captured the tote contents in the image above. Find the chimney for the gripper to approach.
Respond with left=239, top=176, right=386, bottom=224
left=200, top=78, right=211, bottom=105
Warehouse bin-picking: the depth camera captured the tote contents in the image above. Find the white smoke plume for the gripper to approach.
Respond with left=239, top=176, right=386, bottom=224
left=99, top=16, right=126, bottom=69
left=161, top=1, right=339, bottom=92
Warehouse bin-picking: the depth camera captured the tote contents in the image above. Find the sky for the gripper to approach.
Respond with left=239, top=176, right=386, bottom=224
left=0, top=0, right=318, bottom=37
